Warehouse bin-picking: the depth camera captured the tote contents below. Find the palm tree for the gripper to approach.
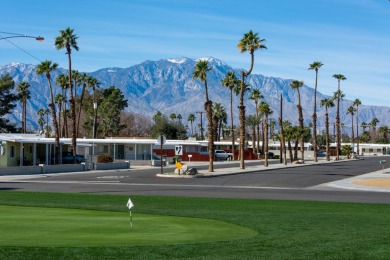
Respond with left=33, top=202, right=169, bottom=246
left=89, top=77, right=100, bottom=139
left=308, top=61, right=323, bottom=162
left=246, top=115, right=258, bottom=154
left=76, top=73, right=89, bottom=136
left=378, top=125, right=390, bottom=143
left=54, top=94, right=65, bottom=138
left=347, top=105, right=356, bottom=153
left=37, top=108, right=45, bottom=133
left=55, top=27, right=79, bottom=159
left=177, top=114, right=182, bottom=122
left=193, top=59, right=214, bottom=172
left=370, top=117, right=379, bottom=133
left=222, top=71, right=239, bottom=160
left=187, top=113, right=196, bottom=136
left=333, top=74, right=347, bottom=160
left=321, top=98, right=335, bottom=161
left=290, top=80, right=305, bottom=162
left=283, top=120, right=294, bottom=163
left=169, top=113, right=177, bottom=121
left=56, top=73, right=70, bottom=137
left=212, top=103, right=227, bottom=141
left=36, top=60, right=60, bottom=163
left=44, top=108, right=51, bottom=137
left=237, top=30, right=267, bottom=169
left=249, top=88, right=263, bottom=157
left=16, top=82, right=31, bottom=133
left=353, top=99, right=362, bottom=154
left=258, top=101, right=272, bottom=167
left=278, top=94, right=287, bottom=165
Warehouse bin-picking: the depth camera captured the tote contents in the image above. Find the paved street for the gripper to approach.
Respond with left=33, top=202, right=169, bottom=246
left=1, top=156, right=390, bottom=204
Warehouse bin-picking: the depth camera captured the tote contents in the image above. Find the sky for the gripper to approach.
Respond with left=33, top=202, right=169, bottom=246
left=1, top=0, right=389, bottom=106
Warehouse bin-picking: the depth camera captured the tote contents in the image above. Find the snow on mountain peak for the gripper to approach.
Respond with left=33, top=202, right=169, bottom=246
left=195, top=57, right=226, bottom=66
left=167, top=57, right=189, bottom=64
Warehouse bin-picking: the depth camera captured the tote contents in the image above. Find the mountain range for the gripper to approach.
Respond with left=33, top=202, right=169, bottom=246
left=2, top=57, right=390, bottom=133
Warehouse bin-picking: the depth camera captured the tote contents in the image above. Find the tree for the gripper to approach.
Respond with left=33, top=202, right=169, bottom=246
left=378, top=125, right=390, bottom=143
left=283, top=120, right=294, bottom=163
left=320, top=98, right=335, bottom=161
left=36, top=60, right=60, bottom=163
left=353, top=99, right=362, bottom=154
left=169, top=113, right=177, bottom=121
left=341, top=145, right=353, bottom=159
left=347, top=105, right=356, bottom=153
left=222, top=71, right=239, bottom=160
left=150, top=113, right=187, bottom=140
left=0, top=74, right=18, bottom=133
left=193, top=60, right=214, bottom=172
left=290, top=80, right=305, bottom=161
left=55, top=27, right=79, bottom=159
left=16, top=81, right=31, bottom=133
left=54, top=94, right=65, bottom=138
left=308, top=61, right=323, bottom=162
left=249, top=88, right=263, bottom=157
left=56, top=73, right=70, bottom=137
left=96, top=86, right=128, bottom=137
left=370, top=117, right=380, bottom=135
left=44, top=108, right=51, bottom=137
left=246, top=115, right=258, bottom=154
left=187, top=113, right=196, bottom=136
left=237, top=30, right=267, bottom=169
left=333, top=74, right=347, bottom=160
left=258, top=101, right=272, bottom=167
left=212, top=103, right=227, bottom=141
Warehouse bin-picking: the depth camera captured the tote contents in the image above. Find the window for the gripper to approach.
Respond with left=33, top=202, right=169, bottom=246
left=377, top=149, right=382, bottom=152
left=362, top=148, right=366, bottom=152
left=10, top=146, right=15, bottom=158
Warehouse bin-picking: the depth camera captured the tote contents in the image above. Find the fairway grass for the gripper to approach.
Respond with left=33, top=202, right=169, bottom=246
left=0, top=191, right=390, bottom=259
left=0, top=205, right=256, bottom=247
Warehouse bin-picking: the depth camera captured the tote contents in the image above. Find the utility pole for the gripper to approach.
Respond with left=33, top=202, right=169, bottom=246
left=196, top=111, right=205, bottom=140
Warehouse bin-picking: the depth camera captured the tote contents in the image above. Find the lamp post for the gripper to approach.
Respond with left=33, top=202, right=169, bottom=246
left=0, top=31, right=44, bottom=42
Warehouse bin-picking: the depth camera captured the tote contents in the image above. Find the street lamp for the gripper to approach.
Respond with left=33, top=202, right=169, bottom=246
left=0, top=31, right=44, bottom=42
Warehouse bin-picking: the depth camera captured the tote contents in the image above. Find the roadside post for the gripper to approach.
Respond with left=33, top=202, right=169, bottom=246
left=380, top=160, right=386, bottom=174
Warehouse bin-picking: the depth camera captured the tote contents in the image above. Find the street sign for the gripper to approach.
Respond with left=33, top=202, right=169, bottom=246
left=156, top=135, right=166, bottom=145
left=175, top=145, right=183, bottom=156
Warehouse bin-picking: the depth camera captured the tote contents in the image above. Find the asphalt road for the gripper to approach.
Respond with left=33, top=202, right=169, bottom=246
left=1, top=156, right=390, bottom=204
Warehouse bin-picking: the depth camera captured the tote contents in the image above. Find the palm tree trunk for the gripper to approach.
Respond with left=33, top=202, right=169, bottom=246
left=325, top=111, right=330, bottom=161
left=46, top=78, right=60, bottom=164
left=230, top=89, right=235, bottom=160
left=297, top=89, right=304, bottom=162
left=77, top=84, right=87, bottom=137
left=206, top=100, right=214, bottom=172
left=239, top=72, right=246, bottom=169
left=356, top=106, right=359, bottom=155
left=313, top=70, right=318, bottom=162
left=288, top=139, right=293, bottom=164
left=22, top=101, right=26, bottom=133
left=252, top=125, right=256, bottom=155
left=264, top=115, right=269, bottom=167
left=67, top=50, right=77, bottom=160
left=351, top=114, right=354, bottom=153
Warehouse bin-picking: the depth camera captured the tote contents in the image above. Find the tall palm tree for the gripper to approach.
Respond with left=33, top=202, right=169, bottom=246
left=278, top=94, right=287, bottom=165
left=308, top=61, right=323, bottom=162
left=353, top=99, right=362, bottom=154
left=347, top=105, right=356, bottom=153
left=370, top=117, right=379, bottom=133
left=333, top=74, right=347, bottom=160
left=222, top=71, right=239, bottom=160
left=16, top=82, right=31, bottom=133
left=193, top=60, right=214, bottom=172
left=56, top=73, right=70, bottom=137
left=320, top=98, right=335, bottom=161
left=187, top=113, right=196, bottom=136
left=169, top=113, right=177, bottom=121
left=76, top=73, right=89, bottom=136
left=55, top=27, right=79, bottom=159
left=37, top=108, right=45, bottom=133
left=44, top=108, right=50, bottom=137
left=258, top=101, right=272, bottom=167
left=237, top=30, right=267, bottom=169
left=249, top=88, right=263, bottom=157
left=290, top=80, right=305, bottom=162
left=54, top=94, right=65, bottom=138
left=378, top=125, right=390, bottom=143
left=36, top=60, right=60, bottom=163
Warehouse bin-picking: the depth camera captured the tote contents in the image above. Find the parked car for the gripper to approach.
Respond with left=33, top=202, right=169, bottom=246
left=259, top=151, right=274, bottom=159
left=62, top=152, right=86, bottom=164
left=214, top=150, right=232, bottom=161
left=316, top=151, right=327, bottom=157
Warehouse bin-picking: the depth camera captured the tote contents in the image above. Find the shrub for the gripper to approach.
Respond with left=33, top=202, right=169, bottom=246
left=97, top=154, right=113, bottom=163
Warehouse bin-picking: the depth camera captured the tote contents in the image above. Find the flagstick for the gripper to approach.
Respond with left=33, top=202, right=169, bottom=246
left=129, top=210, right=133, bottom=227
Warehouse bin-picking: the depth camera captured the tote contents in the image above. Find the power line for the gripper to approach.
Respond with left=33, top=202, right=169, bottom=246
left=0, top=33, right=42, bottom=63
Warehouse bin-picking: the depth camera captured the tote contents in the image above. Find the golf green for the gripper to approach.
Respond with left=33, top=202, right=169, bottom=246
left=0, top=205, right=257, bottom=247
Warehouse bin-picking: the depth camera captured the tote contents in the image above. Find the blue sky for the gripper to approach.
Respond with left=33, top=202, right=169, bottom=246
left=1, top=0, right=389, bottom=106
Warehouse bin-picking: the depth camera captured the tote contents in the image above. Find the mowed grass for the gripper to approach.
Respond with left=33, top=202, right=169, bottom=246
left=0, top=205, right=256, bottom=247
left=0, top=191, right=390, bottom=259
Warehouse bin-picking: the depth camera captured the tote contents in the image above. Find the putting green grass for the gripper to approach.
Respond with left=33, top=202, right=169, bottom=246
left=0, top=205, right=256, bottom=247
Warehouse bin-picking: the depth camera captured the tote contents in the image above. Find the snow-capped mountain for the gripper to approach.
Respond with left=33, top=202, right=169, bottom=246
left=1, top=57, right=389, bottom=131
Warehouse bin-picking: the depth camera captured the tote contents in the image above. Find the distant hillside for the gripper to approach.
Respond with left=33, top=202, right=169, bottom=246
left=1, top=58, right=389, bottom=132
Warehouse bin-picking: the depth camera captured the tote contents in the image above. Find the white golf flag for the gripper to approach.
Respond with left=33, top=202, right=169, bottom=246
left=126, top=198, right=134, bottom=210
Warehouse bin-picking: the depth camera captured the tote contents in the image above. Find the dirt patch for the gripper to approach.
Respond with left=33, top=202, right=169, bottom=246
left=353, top=178, right=390, bottom=188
